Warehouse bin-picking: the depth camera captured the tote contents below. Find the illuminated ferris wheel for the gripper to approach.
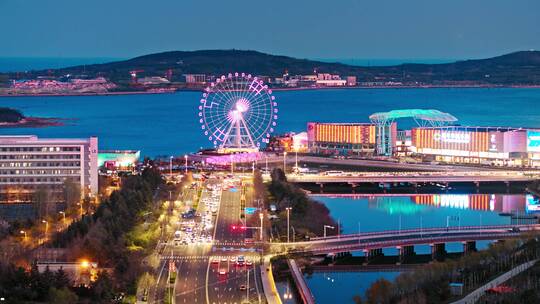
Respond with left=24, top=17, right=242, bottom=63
left=198, top=72, right=278, bottom=152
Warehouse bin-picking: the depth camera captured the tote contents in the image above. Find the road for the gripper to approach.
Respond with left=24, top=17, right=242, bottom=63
left=153, top=174, right=265, bottom=304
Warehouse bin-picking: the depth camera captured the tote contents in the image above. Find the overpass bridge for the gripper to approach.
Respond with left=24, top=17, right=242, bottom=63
left=271, top=224, right=540, bottom=261
left=286, top=170, right=540, bottom=184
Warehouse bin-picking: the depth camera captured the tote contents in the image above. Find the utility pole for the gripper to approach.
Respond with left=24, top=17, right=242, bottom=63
left=259, top=213, right=264, bottom=240
left=170, top=156, right=173, bottom=176
left=286, top=207, right=291, bottom=243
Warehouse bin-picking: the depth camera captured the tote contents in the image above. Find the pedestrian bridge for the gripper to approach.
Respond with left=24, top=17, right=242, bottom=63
left=270, top=224, right=540, bottom=256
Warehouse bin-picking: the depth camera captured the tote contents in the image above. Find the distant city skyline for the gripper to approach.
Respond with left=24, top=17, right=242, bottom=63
left=1, top=0, right=539, bottom=59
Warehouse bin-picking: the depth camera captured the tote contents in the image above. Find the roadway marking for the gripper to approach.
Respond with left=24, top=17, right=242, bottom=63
left=207, top=182, right=224, bottom=304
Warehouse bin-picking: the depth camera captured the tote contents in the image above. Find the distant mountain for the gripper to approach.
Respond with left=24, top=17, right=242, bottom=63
left=2, top=50, right=540, bottom=86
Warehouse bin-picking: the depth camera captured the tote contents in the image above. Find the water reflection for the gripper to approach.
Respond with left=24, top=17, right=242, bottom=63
left=314, top=193, right=533, bottom=214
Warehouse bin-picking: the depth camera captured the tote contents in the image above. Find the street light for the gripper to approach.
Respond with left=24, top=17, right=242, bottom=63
left=283, top=152, right=287, bottom=173
left=286, top=207, right=292, bottom=243
left=170, top=156, right=173, bottom=176
left=184, top=155, right=188, bottom=174
left=259, top=212, right=264, bottom=240
left=323, top=225, right=335, bottom=238
left=230, top=154, right=234, bottom=175
left=20, top=230, right=27, bottom=240
left=295, top=148, right=298, bottom=173
left=59, top=211, right=66, bottom=228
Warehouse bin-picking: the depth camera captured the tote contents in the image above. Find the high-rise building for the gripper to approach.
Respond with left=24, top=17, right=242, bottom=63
left=0, top=135, right=98, bottom=202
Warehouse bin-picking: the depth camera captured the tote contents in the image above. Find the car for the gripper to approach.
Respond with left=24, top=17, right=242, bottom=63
left=239, top=285, right=247, bottom=291
left=229, top=256, right=236, bottom=262
left=245, top=260, right=253, bottom=266
left=219, top=269, right=227, bottom=275
left=211, top=259, right=219, bottom=264
left=221, top=257, right=228, bottom=262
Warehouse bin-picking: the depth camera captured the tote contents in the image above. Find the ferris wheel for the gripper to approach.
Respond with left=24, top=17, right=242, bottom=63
left=198, top=72, right=278, bottom=152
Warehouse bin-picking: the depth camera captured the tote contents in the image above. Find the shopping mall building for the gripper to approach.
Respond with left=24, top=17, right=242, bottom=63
left=306, top=122, right=385, bottom=156
left=410, top=126, right=540, bottom=166
left=304, top=109, right=540, bottom=167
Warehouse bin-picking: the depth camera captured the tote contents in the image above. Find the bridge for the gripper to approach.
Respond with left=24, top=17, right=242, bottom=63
left=286, top=171, right=540, bottom=184
left=271, top=224, right=540, bottom=260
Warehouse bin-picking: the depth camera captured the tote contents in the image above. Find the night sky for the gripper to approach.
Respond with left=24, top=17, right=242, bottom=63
left=2, top=0, right=539, bottom=59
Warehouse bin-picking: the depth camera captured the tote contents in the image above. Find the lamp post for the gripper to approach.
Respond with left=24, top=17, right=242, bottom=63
left=283, top=152, right=287, bottom=173
left=324, top=225, right=335, bottom=238
left=169, top=156, right=173, bottom=176
left=230, top=154, right=234, bottom=175
left=59, top=211, right=66, bottom=228
left=286, top=207, right=292, bottom=243
left=42, top=220, right=48, bottom=243
left=259, top=212, right=264, bottom=240
left=20, top=230, right=27, bottom=241
left=295, top=148, right=298, bottom=173
left=265, top=155, right=268, bottom=173
left=184, top=155, right=188, bottom=174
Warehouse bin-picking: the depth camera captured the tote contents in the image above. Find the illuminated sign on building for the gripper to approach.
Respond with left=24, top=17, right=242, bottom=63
left=433, top=131, right=471, bottom=144
left=526, top=194, right=540, bottom=212
left=527, top=131, right=540, bottom=152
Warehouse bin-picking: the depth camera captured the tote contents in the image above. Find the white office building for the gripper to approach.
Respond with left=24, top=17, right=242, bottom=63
left=0, top=135, right=98, bottom=202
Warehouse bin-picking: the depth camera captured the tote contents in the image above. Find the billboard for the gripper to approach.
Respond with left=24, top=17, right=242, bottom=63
left=527, top=131, right=540, bottom=152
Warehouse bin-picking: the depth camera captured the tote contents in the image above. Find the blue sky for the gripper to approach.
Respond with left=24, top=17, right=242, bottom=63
left=1, top=0, right=539, bottom=59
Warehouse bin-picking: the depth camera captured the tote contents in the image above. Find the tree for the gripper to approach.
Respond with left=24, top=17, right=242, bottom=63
left=54, top=269, right=72, bottom=289
left=365, top=278, right=393, bottom=304
left=63, top=178, right=81, bottom=212
left=91, top=271, right=115, bottom=302
left=33, top=186, right=52, bottom=219
left=49, top=287, right=78, bottom=304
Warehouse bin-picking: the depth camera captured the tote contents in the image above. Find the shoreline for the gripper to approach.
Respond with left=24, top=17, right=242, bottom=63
left=1, top=84, right=540, bottom=98
left=0, top=117, right=66, bottom=128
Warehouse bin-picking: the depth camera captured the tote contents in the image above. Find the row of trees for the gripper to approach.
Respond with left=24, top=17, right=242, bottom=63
left=0, top=260, right=117, bottom=303
left=267, top=168, right=337, bottom=239
left=51, top=166, right=163, bottom=295
left=357, top=237, right=540, bottom=303
left=0, top=165, right=164, bottom=302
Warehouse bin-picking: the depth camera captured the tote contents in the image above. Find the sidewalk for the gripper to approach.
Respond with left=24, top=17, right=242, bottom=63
left=260, top=257, right=282, bottom=304
left=451, top=259, right=538, bottom=304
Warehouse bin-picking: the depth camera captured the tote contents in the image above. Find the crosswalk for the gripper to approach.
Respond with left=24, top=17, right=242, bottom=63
left=160, top=254, right=260, bottom=261
left=212, top=246, right=262, bottom=253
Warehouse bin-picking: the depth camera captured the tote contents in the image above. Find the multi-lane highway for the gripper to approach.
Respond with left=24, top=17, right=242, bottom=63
left=153, top=174, right=265, bottom=304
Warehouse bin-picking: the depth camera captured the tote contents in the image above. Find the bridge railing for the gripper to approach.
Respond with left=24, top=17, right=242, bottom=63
left=302, top=232, right=526, bottom=253
left=307, top=224, right=540, bottom=242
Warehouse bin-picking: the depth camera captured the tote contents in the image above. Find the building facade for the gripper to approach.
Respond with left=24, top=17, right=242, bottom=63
left=411, top=127, right=531, bottom=166
left=0, top=135, right=98, bottom=202
left=307, top=122, right=377, bottom=155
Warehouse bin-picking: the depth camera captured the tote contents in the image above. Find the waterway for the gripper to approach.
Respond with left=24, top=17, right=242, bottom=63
left=293, top=193, right=537, bottom=303
left=1, top=88, right=540, bottom=156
